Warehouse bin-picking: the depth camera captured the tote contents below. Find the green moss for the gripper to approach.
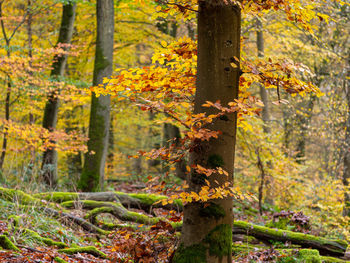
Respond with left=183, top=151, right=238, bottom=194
left=0, top=187, right=38, bottom=204
left=58, top=246, right=108, bottom=259
left=321, top=256, right=350, bottom=263
left=204, top=224, right=232, bottom=258
left=78, top=170, right=100, bottom=192
left=24, top=229, right=67, bottom=248
left=207, top=154, right=224, bottom=168
left=127, top=193, right=168, bottom=206
left=33, top=192, right=79, bottom=203
left=0, top=235, right=20, bottom=251
left=232, top=243, right=265, bottom=255
left=54, top=257, right=68, bottom=263
left=199, top=203, right=225, bottom=220
left=84, top=206, right=115, bottom=221
left=172, top=243, right=207, bottom=263
left=94, top=44, right=111, bottom=73
left=8, top=215, right=21, bottom=232
left=298, top=249, right=321, bottom=263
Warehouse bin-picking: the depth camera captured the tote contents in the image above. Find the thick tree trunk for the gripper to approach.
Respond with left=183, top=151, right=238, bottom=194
left=173, top=1, right=241, bottom=263
left=78, top=0, right=114, bottom=192
left=41, top=2, right=76, bottom=187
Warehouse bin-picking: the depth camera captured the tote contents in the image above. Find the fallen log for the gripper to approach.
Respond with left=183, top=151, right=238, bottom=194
left=233, top=221, right=348, bottom=256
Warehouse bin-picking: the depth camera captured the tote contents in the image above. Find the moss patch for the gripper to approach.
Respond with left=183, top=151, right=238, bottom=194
left=204, top=224, right=232, bottom=258
left=0, top=235, right=20, bottom=251
left=298, top=249, right=321, bottom=263
left=127, top=193, right=167, bottom=206
left=54, top=257, right=68, bottom=263
left=24, top=229, right=67, bottom=248
left=321, top=256, right=350, bottom=262
left=199, top=203, right=225, bottom=220
left=207, top=154, right=224, bottom=168
left=33, top=192, right=79, bottom=203
left=0, top=187, right=38, bottom=204
left=172, top=243, right=207, bottom=263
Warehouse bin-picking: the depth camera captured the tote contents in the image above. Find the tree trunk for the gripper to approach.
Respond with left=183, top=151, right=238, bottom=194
left=163, top=123, right=186, bottom=180
left=173, top=1, right=240, bottom=263
left=343, top=54, right=350, bottom=216
left=295, top=95, right=316, bottom=163
left=41, top=2, right=76, bottom=187
left=256, top=18, right=270, bottom=134
left=0, top=2, right=12, bottom=172
left=78, top=0, right=114, bottom=192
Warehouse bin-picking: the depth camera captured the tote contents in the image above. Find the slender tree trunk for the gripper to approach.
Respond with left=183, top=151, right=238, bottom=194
left=295, top=95, right=316, bottom=163
left=163, top=123, right=186, bottom=180
left=41, top=2, right=76, bottom=187
left=256, top=18, right=270, bottom=133
left=160, top=21, right=187, bottom=179
left=343, top=54, right=350, bottom=216
left=78, top=0, right=114, bottom=192
left=0, top=2, right=12, bottom=172
left=173, top=1, right=240, bottom=262
left=256, top=18, right=274, bottom=208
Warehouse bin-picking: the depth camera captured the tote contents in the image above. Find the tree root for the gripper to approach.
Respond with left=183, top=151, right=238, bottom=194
left=54, top=257, right=69, bottom=263
left=0, top=235, right=20, bottom=251
left=58, top=246, right=108, bottom=259
left=34, top=191, right=183, bottom=212
left=233, top=220, right=348, bottom=256
left=23, top=229, right=67, bottom=248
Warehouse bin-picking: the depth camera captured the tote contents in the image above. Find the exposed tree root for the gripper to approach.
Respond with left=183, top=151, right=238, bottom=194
left=34, top=191, right=183, bottom=212
left=58, top=246, right=108, bottom=259
left=1, top=187, right=349, bottom=261
left=54, top=257, right=69, bottom=263
left=23, top=229, right=67, bottom=248
left=233, top=220, right=348, bottom=256
left=0, top=235, right=20, bottom=251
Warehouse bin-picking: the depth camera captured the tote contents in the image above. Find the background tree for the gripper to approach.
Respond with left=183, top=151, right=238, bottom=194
left=78, top=0, right=114, bottom=192
left=42, top=1, right=76, bottom=187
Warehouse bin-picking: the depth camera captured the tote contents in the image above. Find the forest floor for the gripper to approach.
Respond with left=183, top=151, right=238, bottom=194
left=0, top=180, right=349, bottom=263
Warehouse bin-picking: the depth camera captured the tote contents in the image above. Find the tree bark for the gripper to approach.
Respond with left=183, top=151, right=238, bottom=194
left=41, top=2, right=76, bottom=187
left=78, top=0, right=114, bottom=192
left=256, top=18, right=270, bottom=134
left=173, top=1, right=241, bottom=263
left=343, top=54, right=350, bottom=216
left=163, top=123, right=186, bottom=180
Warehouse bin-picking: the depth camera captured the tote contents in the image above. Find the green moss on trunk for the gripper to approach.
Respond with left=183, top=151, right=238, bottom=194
left=199, top=203, right=225, bottom=220
left=172, top=243, right=207, bottom=263
left=204, top=224, right=232, bottom=258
